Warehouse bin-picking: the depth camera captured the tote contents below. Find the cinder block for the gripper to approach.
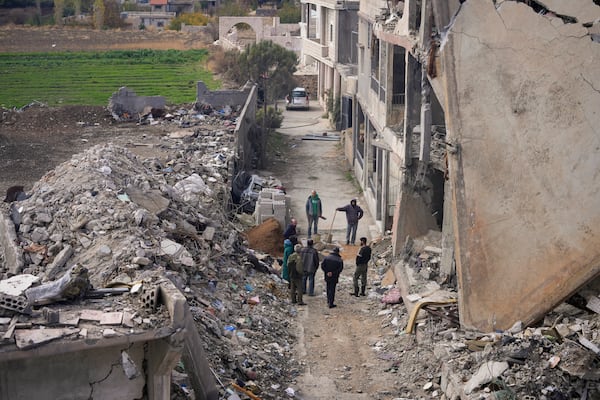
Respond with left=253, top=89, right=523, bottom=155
left=259, top=191, right=273, bottom=199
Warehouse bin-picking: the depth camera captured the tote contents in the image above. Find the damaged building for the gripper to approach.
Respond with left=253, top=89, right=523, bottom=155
left=0, top=84, right=291, bottom=399
left=304, top=0, right=600, bottom=332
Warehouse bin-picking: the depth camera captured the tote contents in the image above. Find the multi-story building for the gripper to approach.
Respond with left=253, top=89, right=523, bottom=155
left=299, top=0, right=359, bottom=127
left=354, top=0, right=447, bottom=247
left=325, top=0, right=600, bottom=332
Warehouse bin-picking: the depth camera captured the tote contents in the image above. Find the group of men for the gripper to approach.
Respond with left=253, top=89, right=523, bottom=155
left=281, top=190, right=372, bottom=309
left=305, top=190, right=365, bottom=245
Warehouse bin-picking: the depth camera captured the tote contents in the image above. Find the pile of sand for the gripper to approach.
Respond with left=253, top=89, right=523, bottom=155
left=245, top=217, right=284, bottom=257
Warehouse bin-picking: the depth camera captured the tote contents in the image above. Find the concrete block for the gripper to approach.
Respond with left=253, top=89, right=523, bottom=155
left=159, top=279, right=187, bottom=329
left=15, top=328, right=79, bottom=350
left=202, top=226, right=216, bottom=241
left=0, top=214, right=24, bottom=275
left=100, top=312, right=124, bottom=325
left=196, top=81, right=250, bottom=110
left=46, top=244, right=74, bottom=280
left=0, top=274, right=40, bottom=297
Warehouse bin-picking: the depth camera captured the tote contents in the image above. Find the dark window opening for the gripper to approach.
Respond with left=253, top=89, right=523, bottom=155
left=429, top=169, right=445, bottom=228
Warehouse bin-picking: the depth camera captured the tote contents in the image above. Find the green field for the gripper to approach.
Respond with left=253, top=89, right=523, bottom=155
left=0, top=49, right=220, bottom=108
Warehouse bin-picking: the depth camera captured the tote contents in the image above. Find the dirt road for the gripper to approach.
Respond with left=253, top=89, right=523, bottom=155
left=0, top=27, right=434, bottom=398
left=272, top=105, right=432, bottom=399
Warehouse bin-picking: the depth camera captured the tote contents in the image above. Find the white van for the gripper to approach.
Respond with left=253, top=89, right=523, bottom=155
left=285, top=87, right=310, bottom=110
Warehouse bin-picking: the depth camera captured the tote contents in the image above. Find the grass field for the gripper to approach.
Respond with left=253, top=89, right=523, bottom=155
left=0, top=49, right=220, bottom=108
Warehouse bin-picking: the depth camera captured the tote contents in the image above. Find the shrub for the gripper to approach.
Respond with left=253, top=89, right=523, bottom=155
left=257, top=106, right=283, bottom=130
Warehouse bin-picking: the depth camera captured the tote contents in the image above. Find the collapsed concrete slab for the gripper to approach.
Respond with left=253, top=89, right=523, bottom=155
left=0, top=279, right=217, bottom=400
left=437, top=0, right=600, bottom=331
left=108, top=86, right=166, bottom=121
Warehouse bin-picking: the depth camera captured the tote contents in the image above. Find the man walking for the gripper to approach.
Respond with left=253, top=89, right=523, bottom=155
left=351, top=237, right=372, bottom=297
left=321, top=247, right=344, bottom=308
left=300, top=239, right=320, bottom=296
left=336, top=198, right=364, bottom=245
left=305, top=190, right=322, bottom=239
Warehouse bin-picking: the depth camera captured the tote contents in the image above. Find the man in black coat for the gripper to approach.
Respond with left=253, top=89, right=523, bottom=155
left=321, top=247, right=344, bottom=308
left=336, top=199, right=364, bottom=245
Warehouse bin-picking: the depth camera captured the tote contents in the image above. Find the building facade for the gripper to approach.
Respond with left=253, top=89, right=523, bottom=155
left=353, top=0, right=447, bottom=249
left=299, top=0, right=359, bottom=121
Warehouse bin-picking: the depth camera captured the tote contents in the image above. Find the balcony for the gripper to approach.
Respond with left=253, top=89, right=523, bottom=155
left=302, top=37, right=329, bottom=60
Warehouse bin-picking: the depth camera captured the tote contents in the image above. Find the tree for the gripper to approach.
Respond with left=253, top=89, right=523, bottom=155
left=236, top=40, right=298, bottom=105
left=54, top=0, right=65, bottom=25
left=278, top=0, right=300, bottom=24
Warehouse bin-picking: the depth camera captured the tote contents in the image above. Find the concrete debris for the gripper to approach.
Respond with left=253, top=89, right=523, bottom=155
left=14, top=327, right=80, bottom=350
left=0, top=107, right=308, bottom=399
left=25, top=265, right=90, bottom=307
left=368, top=234, right=600, bottom=399
left=0, top=274, right=39, bottom=296
left=108, top=87, right=166, bottom=122
left=464, top=361, right=509, bottom=394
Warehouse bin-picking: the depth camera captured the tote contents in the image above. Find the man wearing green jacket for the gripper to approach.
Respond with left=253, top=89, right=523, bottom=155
left=305, top=190, right=322, bottom=239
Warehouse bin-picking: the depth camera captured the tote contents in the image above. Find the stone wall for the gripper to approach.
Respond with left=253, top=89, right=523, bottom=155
left=196, top=81, right=251, bottom=110
left=233, top=84, right=260, bottom=170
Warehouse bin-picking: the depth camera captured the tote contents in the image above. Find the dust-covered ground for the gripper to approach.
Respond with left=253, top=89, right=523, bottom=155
left=0, top=104, right=180, bottom=201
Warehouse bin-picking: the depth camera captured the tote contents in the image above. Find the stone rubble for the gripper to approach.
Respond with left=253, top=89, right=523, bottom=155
left=367, top=235, right=600, bottom=400
left=0, top=109, right=303, bottom=399
left=0, top=105, right=598, bottom=399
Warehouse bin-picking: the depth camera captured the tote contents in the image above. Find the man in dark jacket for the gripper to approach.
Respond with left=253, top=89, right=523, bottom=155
left=336, top=198, right=364, bottom=245
left=351, top=237, right=372, bottom=297
left=299, top=239, right=320, bottom=296
left=321, top=247, right=344, bottom=308
left=283, top=218, right=297, bottom=240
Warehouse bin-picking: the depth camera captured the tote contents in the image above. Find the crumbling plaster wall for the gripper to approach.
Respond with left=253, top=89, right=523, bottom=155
left=234, top=85, right=260, bottom=170
left=0, top=343, right=146, bottom=400
left=439, top=0, right=600, bottom=331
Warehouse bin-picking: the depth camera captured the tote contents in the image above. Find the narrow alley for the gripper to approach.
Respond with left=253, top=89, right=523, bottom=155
left=267, top=104, right=439, bottom=399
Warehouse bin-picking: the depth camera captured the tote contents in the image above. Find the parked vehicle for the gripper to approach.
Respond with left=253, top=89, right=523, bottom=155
left=285, top=87, right=310, bottom=110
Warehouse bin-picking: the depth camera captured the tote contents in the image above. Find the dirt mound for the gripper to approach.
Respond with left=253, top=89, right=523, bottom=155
left=245, top=217, right=284, bottom=257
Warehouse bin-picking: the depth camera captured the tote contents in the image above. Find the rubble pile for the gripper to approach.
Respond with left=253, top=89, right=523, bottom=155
left=0, top=128, right=302, bottom=398
left=368, top=236, right=600, bottom=399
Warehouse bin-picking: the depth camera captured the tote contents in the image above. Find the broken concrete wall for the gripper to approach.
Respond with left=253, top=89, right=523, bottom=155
left=437, top=0, right=600, bottom=331
left=108, top=87, right=166, bottom=118
left=234, top=84, right=261, bottom=170
left=1, top=342, right=146, bottom=399
left=196, top=81, right=251, bottom=110
left=0, top=214, right=23, bottom=275
left=391, top=185, right=439, bottom=256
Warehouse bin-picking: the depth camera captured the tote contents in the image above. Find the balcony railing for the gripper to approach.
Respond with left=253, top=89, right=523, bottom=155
left=302, top=37, right=328, bottom=59
left=392, top=93, right=405, bottom=105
